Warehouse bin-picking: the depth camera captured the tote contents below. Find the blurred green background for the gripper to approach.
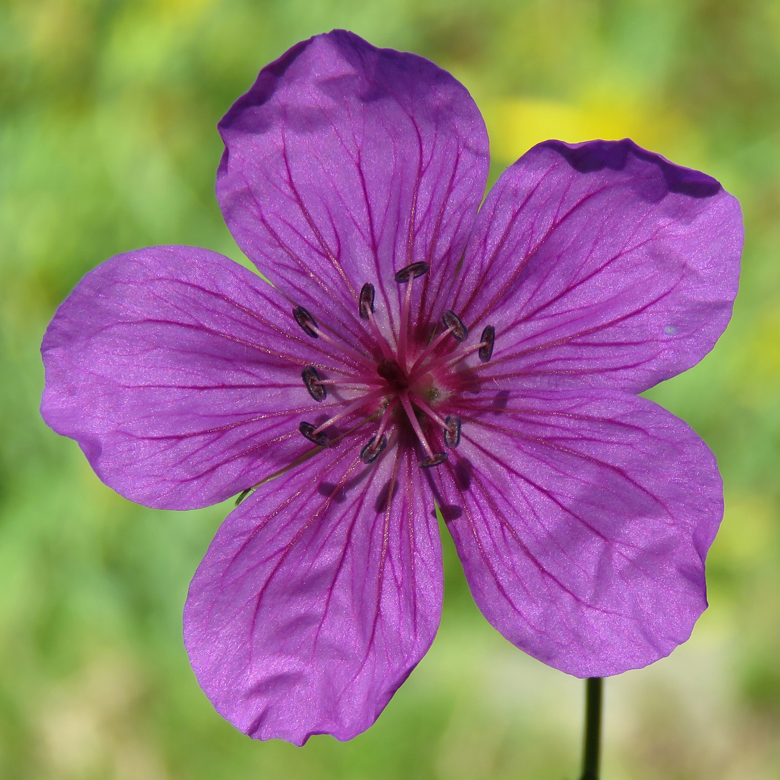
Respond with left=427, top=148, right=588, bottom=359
left=1, top=0, right=779, bottom=778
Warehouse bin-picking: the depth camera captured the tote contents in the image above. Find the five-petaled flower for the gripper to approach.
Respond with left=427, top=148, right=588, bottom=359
left=41, top=30, right=742, bottom=745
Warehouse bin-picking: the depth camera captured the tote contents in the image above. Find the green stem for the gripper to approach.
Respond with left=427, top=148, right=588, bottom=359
left=579, top=677, right=603, bottom=780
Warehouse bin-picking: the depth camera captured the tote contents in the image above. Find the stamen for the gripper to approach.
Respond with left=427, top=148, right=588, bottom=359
left=315, top=379, right=381, bottom=388
left=408, top=394, right=450, bottom=430
left=293, top=306, right=318, bottom=338
left=417, top=325, right=496, bottom=374
left=360, top=434, right=388, bottom=464
left=359, top=283, right=375, bottom=319
left=444, top=416, right=461, bottom=448
left=442, top=310, right=468, bottom=342
left=408, top=324, right=455, bottom=373
left=299, top=421, right=328, bottom=446
left=312, top=365, right=371, bottom=381
left=311, top=388, right=387, bottom=435
left=373, top=398, right=398, bottom=443
left=294, top=305, right=376, bottom=371
left=421, top=452, right=448, bottom=468
left=399, top=390, right=447, bottom=468
left=302, top=366, right=326, bottom=402
left=238, top=414, right=377, bottom=505
left=417, top=342, right=480, bottom=374
left=365, top=301, right=396, bottom=362
left=394, top=262, right=429, bottom=283
left=479, top=326, right=496, bottom=362
left=405, top=395, right=460, bottom=454
left=396, top=263, right=428, bottom=369
left=306, top=363, right=385, bottom=386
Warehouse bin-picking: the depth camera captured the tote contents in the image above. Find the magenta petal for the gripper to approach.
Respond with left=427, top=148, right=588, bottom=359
left=41, top=246, right=349, bottom=509
left=216, top=30, right=489, bottom=341
left=454, top=140, right=743, bottom=393
left=184, top=445, right=441, bottom=745
left=431, top=389, right=722, bottom=677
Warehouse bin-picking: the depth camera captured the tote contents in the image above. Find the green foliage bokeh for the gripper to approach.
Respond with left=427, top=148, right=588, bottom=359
left=1, top=1, right=779, bottom=778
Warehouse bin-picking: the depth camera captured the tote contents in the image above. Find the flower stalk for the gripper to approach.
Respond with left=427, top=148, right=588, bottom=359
left=579, top=677, right=603, bottom=780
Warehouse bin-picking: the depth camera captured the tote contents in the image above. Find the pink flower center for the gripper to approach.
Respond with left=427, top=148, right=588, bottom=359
left=294, top=263, right=494, bottom=469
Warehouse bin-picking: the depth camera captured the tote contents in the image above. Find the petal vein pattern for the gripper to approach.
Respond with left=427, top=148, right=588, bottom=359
left=454, top=140, right=742, bottom=393
left=40, top=246, right=363, bottom=510
left=216, top=30, right=489, bottom=344
left=431, top=389, right=722, bottom=678
left=184, top=443, right=441, bottom=745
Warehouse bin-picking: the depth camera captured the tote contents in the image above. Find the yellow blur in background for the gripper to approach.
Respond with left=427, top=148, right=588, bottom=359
left=1, top=0, right=779, bottom=778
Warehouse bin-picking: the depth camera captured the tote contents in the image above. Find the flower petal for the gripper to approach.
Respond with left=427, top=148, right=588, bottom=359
left=453, top=140, right=742, bottom=393
left=41, top=246, right=361, bottom=509
left=184, top=443, right=441, bottom=745
left=430, top=389, right=722, bottom=677
left=216, top=30, right=489, bottom=344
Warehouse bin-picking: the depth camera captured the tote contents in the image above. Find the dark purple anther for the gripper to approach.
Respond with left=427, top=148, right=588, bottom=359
left=394, top=262, right=429, bottom=283
left=420, top=452, right=448, bottom=468
left=302, top=366, right=326, bottom=402
left=360, top=434, right=388, bottom=464
left=293, top=306, right=319, bottom=338
left=359, top=283, right=375, bottom=319
left=479, top=326, right=495, bottom=362
left=444, top=416, right=461, bottom=448
left=442, top=310, right=468, bottom=342
left=299, top=421, right=328, bottom=446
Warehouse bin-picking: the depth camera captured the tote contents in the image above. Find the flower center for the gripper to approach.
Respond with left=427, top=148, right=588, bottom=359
left=376, top=358, right=408, bottom=391
left=292, top=263, right=495, bottom=470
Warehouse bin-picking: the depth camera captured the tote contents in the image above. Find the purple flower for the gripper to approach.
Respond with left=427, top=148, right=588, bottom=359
left=41, top=30, right=742, bottom=745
